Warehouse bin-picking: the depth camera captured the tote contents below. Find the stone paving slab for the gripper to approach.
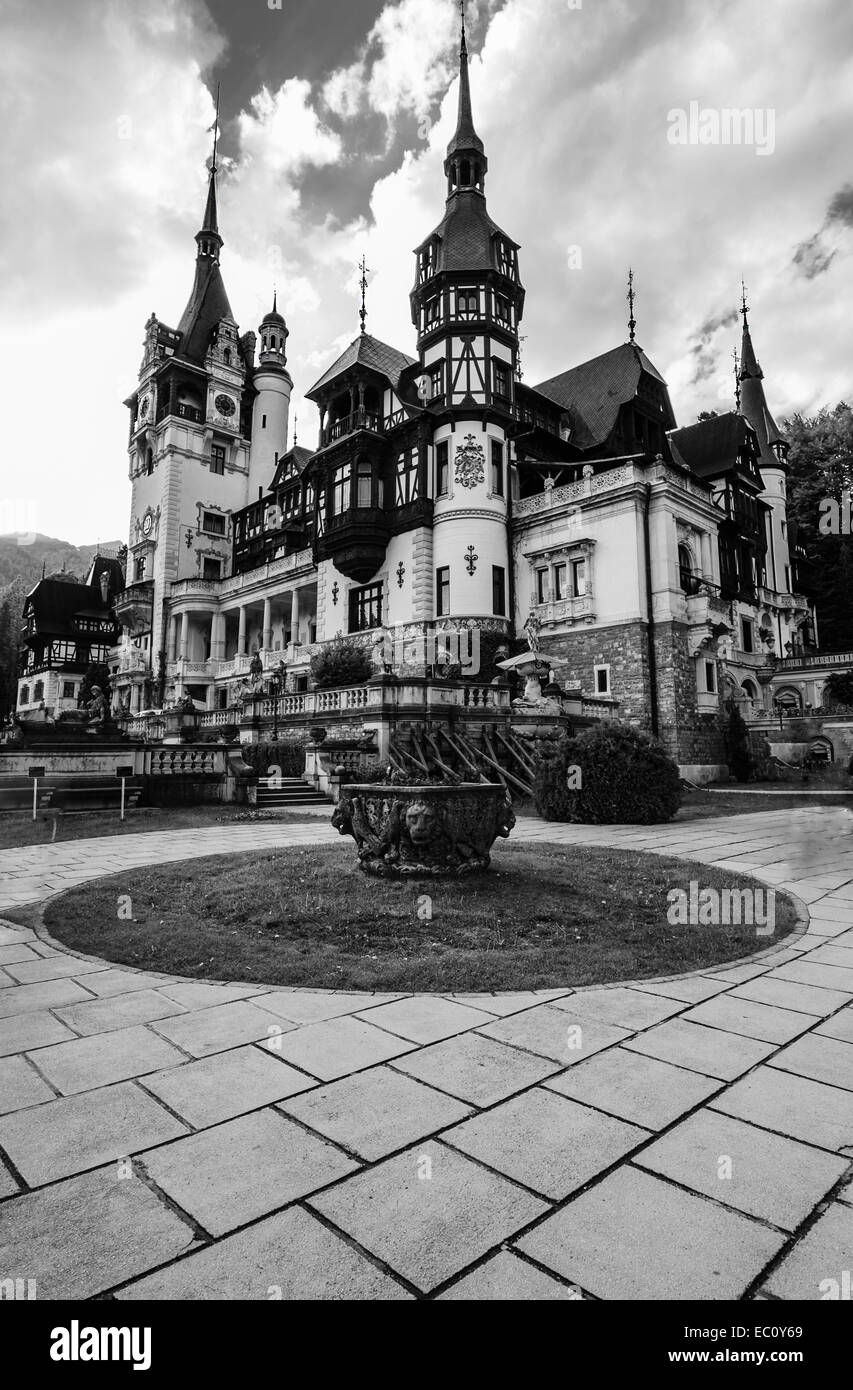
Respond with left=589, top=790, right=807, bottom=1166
left=150, top=999, right=292, bottom=1058
left=279, top=1065, right=473, bottom=1160
left=517, top=1165, right=786, bottom=1300
left=438, top=1250, right=582, bottom=1300
left=442, top=1087, right=649, bottom=1200
left=633, top=1109, right=847, bottom=1231
left=53, top=989, right=187, bottom=1036
left=116, top=1205, right=412, bottom=1300
left=29, top=1025, right=189, bottom=1096
left=766, top=1032, right=853, bottom=1091
left=390, top=1031, right=562, bottom=1107
left=0, top=1081, right=189, bottom=1185
left=0, top=1164, right=199, bottom=1299
left=74, top=968, right=170, bottom=998
left=0, top=1054, right=56, bottom=1114
left=309, top=1139, right=548, bottom=1293
left=729, top=975, right=852, bottom=1016
left=0, top=976, right=96, bottom=1020
left=353, top=995, right=495, bottom=1044
left=476, top=1004, right=631, bottom=1065
left=257, top=990, right=406, bottom=1025
left=543, top=1047, right=722, bottom=1130
left=623, top=1018, right=776, bottom=1080
left=546, top=986, right=685, bottom=1031
left=762, top=1204, right=853, bottom=1300
left=260, top=1013, right=419, bottom=1081
left=815, top=1007, right=853, bottom=1044
left=139, top=1045, right=317, bottom=1129
left=679, top=994, right=818, bottom=1045
left=140, top=1108, right=358, bottom=1237
left=155, top=981, right=268, bottom=1010
left=710, top=1067, right=853, bottom=1154
left=0, top=1009, right=76, bottom=1057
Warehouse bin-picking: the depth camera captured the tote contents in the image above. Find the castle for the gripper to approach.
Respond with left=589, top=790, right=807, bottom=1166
left=17, top=20, right=833, bottom=780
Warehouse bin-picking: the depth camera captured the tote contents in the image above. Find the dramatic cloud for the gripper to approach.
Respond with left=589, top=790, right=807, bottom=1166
left=2, top=0, right=853, bottom=543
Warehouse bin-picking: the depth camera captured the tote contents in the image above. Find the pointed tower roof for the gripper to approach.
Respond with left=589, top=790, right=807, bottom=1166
left=176, top=163, right=234, bottom=363
left=738, top=287, right=787, bottom=468
left=445, top=18, right=485, bottom=161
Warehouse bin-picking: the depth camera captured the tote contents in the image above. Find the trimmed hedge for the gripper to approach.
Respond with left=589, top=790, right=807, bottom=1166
left=239, top=740, right=307, bottom=778
left=310, top=637, right=374, bottom=690
left=533, top=720, right=683, bottom=824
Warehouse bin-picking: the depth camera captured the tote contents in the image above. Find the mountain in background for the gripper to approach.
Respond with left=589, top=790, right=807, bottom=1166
left=0, top=533, right=124, bottom=613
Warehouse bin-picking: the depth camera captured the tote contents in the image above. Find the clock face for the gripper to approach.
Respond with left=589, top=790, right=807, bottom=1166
left=214, top=393, right=236, bottom=417
left=139, top=395, right=150, bottom=419
left=142, top=514, right=153, bottom=537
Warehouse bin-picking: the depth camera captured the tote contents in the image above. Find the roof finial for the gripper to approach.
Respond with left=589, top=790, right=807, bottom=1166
left=740, top=277, right=749, bottom=323
left=210, top=83, right=220, bottom=175
left=272, top=285, right=277, bottom=314
left=460, top=0, right=467, bottom=53
left=733, top=347, right=741, bottom=410
left=627, top=266, right=637, bottom=344
left=358, top=254, right=370, bottom=336
left=293, top=410, right=298, bottom=449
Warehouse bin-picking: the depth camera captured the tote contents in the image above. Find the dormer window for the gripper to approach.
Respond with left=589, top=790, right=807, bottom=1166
left=420, top=243, right=436, bottom=283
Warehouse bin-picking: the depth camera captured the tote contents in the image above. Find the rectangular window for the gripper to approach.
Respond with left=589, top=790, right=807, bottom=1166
left=536, top=568, right=549, bottom=604
left=490, top=440, right=504, bottom=496
left=262, top=414, right=267, bottom=428
left=494, top=294, right=510, bottom=325
left=493, top=361, right=509, bottom=400
left=456, top=289, right=477, bottom=318
left=134, top=557, right=146, bottom=582
left=594, top=665, right=610, bottom=695
left=356, top=462, right=373, bottom=508
left=705, top=660, right=717, bottom=693
left=348, top=582, right=382, bottom=633
left=436, top=441, right=449, bottom=496
left=210, top=444, right=226, bottom=475
left=741, top=617, right=754, bottom=653
left=572, top=559, right=587, bottom=597
left=784, top=564, right=791, bottom=591
left=202, top=558, right=222, bottom=581
left=436, top=566, right=450, bottom=617
left=553, top=562, right=567, bottom=601
left=202, top=511, right=226, bottom=536
left=332, top=463, right=351, bottom=516
left=492, top=565, right=506, bottom=617
left=62, top=681, right=75, bottom=700
left=426, top=296, right=441, bottom=326
left=429, top=359, right=444, bottom=400
left=396, top=449, right=420, bottom=505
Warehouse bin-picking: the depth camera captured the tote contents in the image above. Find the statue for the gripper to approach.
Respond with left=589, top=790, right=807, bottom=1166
left=523, top=612, right=542, bottom=656
left=85, top=685, right=107, bottom=725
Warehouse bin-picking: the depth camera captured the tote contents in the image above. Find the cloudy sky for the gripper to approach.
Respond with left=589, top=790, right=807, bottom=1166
left=1, top=0, right=852, bottom=545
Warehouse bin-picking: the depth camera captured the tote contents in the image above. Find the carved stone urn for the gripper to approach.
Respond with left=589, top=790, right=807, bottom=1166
left=331, top=782, right=516, bottom=878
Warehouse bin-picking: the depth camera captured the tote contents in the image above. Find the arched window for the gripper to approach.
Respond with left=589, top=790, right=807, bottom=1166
left=223, top=347, right=231, bottom=365
left=810, top=737, right=834, bottom=763
left=146, top=449, right=154, bottom=476
left=741, top=679, right=759, bottom=701
left=460, top=160, right=471, bottom=185
left=775, top=687, right=802, bottom=714
left=678, top=543, right=696, bottom=593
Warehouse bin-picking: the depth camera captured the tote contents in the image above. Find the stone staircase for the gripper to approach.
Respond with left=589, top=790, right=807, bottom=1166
left=255, top=776, right=331, bottom=810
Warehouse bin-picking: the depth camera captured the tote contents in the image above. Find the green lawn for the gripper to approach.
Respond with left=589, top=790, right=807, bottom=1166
left=0, top=804, right=323, bottom=850
left=41, top=843, right=799, bottom=992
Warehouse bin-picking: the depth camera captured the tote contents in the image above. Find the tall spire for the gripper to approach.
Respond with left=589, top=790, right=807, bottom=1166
left=739, top=279, right=762, bottom=380
left=627, top=266, right=637, bottom=344
left=195, top=85, right=223, bottom=261
left=733, top=347, right=741, bottom=410
left=444, top=2, right=487, bottom=193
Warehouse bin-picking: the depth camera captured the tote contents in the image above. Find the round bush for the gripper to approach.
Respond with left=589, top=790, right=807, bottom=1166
left=533, top=720, right=683, bottom=824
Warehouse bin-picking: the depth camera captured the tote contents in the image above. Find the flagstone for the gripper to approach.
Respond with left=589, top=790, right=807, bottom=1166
left=438, top=1251, right=583, bottom=1300
left=762, top=1204, right=853, bottom=1300
left=767, top=1032, right=853, bottom=1092
left=391, top=1030, right=561, bottom=1106
left=680, top=994, right=816, bottom=1045
left=547, top=986, right=684, bottom=1031
left=0, top=977, right=95, bottom=1019
left=353, top=995, right=494, bottom=1044
left=815, top=1007, right=853, bottom=1044
left=711, top=1067, right=853, bottom=1153
left=151, top=999, right=292, bottom=1058
left=623, top=1018, right=775, bottom=1080
left=309, top=1140, right=547, bottom=1293
left=0, top=1010, right=76, bottom=1057
left=140, top=1045, right=317, bottom=1128
left=544, top=1047, right=722, bottom=1130
left=53, top=989, right=187, bottom=1037
left=29, top=1025, right=188, bottom=1096
left=477, top=1004, right=630, bottom=1065
left=729, top=976, right=851, bottom=1016
left=261, top=1013, right=418, bottom=1081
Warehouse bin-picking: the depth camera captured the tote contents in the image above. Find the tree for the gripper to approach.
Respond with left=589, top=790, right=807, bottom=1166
left=823, top=670, right=853, bottom=710
left=724, top=700, right=753, bottom=782
left=0, top=600, right=18, bottom=720
left=784, top=402, right=853, bottom=651
left=310, top=636, right=374, bottom=690
left=78, top=662, right=112, bottom=709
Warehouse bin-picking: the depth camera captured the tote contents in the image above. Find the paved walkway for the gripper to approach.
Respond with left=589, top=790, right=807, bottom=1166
left=0, top=807, right=851, bottom=1300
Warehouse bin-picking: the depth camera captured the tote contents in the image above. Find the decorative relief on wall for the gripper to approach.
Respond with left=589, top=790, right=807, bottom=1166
left=454, top=434, right=485, bottom=489
left=396, top=561, right=406, bottom=588
left=464, top=544, right=479, bottom=576
left=331, top=582, right=339, bottom=605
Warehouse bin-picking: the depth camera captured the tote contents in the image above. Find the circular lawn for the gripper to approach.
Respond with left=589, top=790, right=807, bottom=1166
left=40, top=842, right=800, bottom=993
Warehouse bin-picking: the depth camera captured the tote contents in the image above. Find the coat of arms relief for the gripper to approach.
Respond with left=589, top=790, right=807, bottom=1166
left=454, top=434, right=485, bottom=489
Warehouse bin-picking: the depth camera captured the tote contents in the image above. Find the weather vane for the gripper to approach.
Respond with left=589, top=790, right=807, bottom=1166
left=293, top=410, right=298, bottom=449
left=358, top=254, right=370, bottom=336
left=740, top=278, right=749, bottom=321
left=209, top=82, right=221, bottom=175
left=627, top=266, right=636, bottom=344
left=733, top=347, right=741, bottom=410
left=461, top=0, right=467, bottom=47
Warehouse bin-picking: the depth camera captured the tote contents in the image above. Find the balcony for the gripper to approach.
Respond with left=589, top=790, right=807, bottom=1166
left=116, top=649, right=149, bottom=675
left=531, top=594, right=595, bottom=626
left=320, top=408, right=381, bottom=448
left=774, top=650, right=853, bottom=671
left=318, top=506, right=389, bottom=582
left=113, top=580, right=154, bottom=634
left=683, top=577, right=730, bottom=625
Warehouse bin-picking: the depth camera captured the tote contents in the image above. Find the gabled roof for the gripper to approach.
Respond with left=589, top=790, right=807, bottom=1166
left=671, top=411, right=763, bottom=484
left=534, top=342, right=673, bottom=450
left=272, top=446, right=314, bottom=487
left=22, top=574, right=116, bottom=635
left=306, top=333, right=417, bottom=398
